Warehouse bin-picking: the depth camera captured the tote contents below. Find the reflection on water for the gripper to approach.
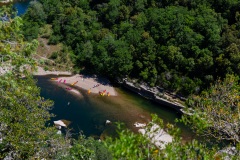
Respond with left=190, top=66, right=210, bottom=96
left=35, top=75, right=194, bottom=141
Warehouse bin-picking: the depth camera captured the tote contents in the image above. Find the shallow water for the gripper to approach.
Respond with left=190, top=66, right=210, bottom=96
left=35, top=75, right=195, bottom=141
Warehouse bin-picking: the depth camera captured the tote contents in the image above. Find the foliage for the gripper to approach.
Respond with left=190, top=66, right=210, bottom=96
left=21, top=1, right=46, bottom=41
left=0, top=12, right=67, bottom=159
left=104, top=115, right=220, bottom=159
left=164, top=139, right=217, bottom=160
left=14, top=1, right=240, bottom=158
left=21, top=0, right=240, bottom=96
left=182, top=75, right=240, bottom=144
left=62, top=134, right=112, bottom=160
left=104, top=123, right=154, bottom=159
left=0, top=9, right=107, bottom=160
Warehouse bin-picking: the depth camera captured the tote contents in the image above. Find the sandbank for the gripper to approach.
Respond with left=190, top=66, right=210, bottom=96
left=56, top=74, right=117, bottom=96
left=33, top=66, right=117, bottom=96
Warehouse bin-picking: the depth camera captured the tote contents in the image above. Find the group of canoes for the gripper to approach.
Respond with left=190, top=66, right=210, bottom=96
left=51, top=78, right=76, bottom=90
left=99, top=90, right=110, bottom=96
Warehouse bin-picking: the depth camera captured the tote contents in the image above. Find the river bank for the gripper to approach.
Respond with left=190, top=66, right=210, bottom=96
left=33, top=66, right=186, bottom=112
left=33, top=66, right=117, bottom=96
left=33, top=66, right=186, bottom=113
left=119, top=78, right=186, bottom=114
left=34, top=67, right=194, bottom=144
left=36, top=75, right=180, bottom=148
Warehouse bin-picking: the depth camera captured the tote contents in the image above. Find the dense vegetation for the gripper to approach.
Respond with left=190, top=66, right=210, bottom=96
left=22, top=0, right=240, bottom=95
left=0, top=0, right=239, bottom=159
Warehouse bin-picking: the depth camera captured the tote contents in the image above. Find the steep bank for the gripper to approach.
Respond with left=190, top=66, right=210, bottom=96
left=120, top=78, right=186, bottom=114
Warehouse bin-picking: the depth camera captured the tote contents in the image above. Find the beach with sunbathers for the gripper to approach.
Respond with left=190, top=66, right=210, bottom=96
left=33, top=66, right=117, bottom=96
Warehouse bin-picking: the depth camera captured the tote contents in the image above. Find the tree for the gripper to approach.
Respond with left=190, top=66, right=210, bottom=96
left=62, top=135, right=112, bottom=160
left=104, top=126, right=153, bottom=159
left=104, top=114, right=219, bottom=159
left=24, top=1, right=46, bottom=25
left=105, top=0, right=121, bottom=25
left=21, top=1, right=47, bottom=41
left=0, top=12, right=72, bottom=159
left=182, top=75, right=240, bottom=144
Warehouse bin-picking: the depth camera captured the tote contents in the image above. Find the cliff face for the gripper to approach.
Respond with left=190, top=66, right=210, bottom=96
left=121, top=79, right=186, bottom=114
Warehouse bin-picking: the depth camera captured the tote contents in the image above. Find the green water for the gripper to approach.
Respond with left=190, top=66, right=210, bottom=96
left=35, top=75, right=194, bottom=141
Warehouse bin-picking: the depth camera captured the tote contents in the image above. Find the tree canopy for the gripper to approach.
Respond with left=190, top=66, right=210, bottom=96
left=182, top=75, right=240, bottom=144
left=20, top=0, right=240, bottom=95
left=4, top=0, right=240, bottom=159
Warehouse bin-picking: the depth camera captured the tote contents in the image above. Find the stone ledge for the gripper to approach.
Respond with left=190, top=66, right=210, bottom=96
left=122, top=79, right=186, bottom=114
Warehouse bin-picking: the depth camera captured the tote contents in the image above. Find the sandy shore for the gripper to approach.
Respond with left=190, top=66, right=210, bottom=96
left=33, top=66, right=117, bottom=96
left=56, top=74, right=117, bottom=96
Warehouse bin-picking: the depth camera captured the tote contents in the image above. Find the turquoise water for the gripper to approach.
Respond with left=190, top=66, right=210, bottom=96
left=35, top=75, right=194, bottom=141
left=13, top=0, right=30, bottom=16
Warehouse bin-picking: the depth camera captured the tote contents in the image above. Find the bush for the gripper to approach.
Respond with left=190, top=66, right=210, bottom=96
left=40, top=24, right=52, bottom=38
left=44, top=66, right=49, bottom=71
left=39, top=59, right=45, bottom=65
left=50, top=51, right=58, bottom=59
left=48, top=35, right=62, bottom=45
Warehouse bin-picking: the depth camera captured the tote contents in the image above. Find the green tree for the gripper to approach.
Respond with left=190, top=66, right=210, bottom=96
left=182, top=75, right=240, bottom=144
left=21, top=1, right=47, bottom=41
left=0, top=12, right=71, bottom=159
left=105, top=0, right=121, bottom=25
left=104, top=115, right=219, bottom=159
left=21, top=21, right=40, bottom=41
left=62, top=135, right=112, bottom=160
left=24, top=0, right=239, bottom=97
left=24, top=1, right=46, bottom=25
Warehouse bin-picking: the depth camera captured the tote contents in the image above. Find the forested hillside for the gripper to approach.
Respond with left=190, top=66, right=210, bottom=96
left=22, top=0, right=240, bottom=95
left=1, top=2, right=240, bottom=159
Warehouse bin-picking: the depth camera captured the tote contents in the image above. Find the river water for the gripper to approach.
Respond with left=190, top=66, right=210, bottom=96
left=0, top=0, right=31, bottom=16
left=13, top=0, right=30, bottom=16
left=12, top=1, right=194, bottom=141
left=35, top=75, right=194, bottom=141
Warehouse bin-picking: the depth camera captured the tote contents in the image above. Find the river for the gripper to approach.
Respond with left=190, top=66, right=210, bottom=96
left=0, top=0, right=31, bottom=16
left=13, top=0, right=30, bottom=16
left=13, top=1, right=194, bottom=141
left=35, top=75, right=194, bottom=141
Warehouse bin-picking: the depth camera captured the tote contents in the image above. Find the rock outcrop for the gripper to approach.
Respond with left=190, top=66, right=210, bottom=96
left=121, top=79, right=186, bottom=114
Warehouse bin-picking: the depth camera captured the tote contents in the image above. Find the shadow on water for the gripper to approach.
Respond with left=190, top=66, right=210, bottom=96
left=35, top=75, right=195, bottom=141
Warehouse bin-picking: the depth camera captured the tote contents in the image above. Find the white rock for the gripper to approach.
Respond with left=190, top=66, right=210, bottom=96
left=54, top=120, right=67, bottom=127
left=106, top=120, right=111, bottom=124
left=138, top=124, right=173, bottom=149
left=134, top=122, right=146, bottom=128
